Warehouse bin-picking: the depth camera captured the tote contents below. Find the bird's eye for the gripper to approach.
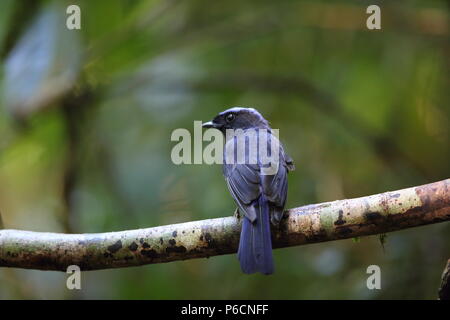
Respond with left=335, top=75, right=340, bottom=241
left=226, top=113, right=235, bottom=123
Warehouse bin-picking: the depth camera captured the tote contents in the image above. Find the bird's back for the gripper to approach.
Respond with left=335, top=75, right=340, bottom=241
left=222, top=128, right=293, bottom=224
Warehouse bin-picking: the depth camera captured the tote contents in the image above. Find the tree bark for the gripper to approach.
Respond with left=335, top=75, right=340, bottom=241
left=0, top=179, right=448, bottom=272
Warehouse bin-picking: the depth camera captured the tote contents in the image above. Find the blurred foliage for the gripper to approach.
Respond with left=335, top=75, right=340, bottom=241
left=0, top=0, right=449, bottom=299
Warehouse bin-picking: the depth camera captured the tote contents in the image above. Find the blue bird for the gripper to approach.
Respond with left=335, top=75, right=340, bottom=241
left=203, top=107, right=294, bottom=274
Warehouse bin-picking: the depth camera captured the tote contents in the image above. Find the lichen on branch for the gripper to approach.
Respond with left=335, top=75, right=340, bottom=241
left=0, top=179, right=449, bottom=271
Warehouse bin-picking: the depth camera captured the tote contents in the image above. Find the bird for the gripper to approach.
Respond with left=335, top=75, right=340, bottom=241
left=202, top=107, right=294, bottom=274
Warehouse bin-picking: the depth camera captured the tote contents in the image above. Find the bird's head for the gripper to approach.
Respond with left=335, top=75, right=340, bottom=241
left=202, top=107, right=270, bottom=133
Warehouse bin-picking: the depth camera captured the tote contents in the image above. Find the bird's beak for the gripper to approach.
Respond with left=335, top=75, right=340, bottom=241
left=202, top=121, right=215, bottom=128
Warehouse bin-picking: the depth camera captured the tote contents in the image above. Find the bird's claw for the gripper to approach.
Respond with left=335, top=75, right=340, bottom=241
left=233, top=208, right=241, bottom=219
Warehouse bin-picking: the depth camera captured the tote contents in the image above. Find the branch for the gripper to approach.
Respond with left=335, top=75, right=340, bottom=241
left=0, top=179, right=449, bottom=272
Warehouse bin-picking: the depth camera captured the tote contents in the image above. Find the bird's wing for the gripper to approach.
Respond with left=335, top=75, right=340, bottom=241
left=222, top=132, right=294, bottom=223
left=260, top=136, right=292, bottom=203
left=223, top=161, right=261, bottom=223
left=261, top=155, right=288, bottom=207
left=284, top=148, right=295, bottom=172
left=261, top=140, right=293, bottom=224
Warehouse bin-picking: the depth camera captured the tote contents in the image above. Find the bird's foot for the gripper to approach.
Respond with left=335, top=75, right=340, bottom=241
left=233, top=208, right=241, bottom=219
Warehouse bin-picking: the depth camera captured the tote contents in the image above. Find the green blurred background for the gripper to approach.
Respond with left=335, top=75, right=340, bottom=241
left=0, top=0, right=449, bottom=299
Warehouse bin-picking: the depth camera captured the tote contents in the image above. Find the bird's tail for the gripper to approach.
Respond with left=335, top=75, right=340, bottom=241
left=237, top=194, right=274, bottom=275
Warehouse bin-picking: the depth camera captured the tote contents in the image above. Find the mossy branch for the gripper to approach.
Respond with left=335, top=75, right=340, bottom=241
left=0, top=179, right=449, bottom=272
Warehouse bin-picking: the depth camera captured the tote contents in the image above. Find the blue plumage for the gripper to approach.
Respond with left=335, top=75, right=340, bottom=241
left=203, top=107, right=294, bottom=275
left=238, top=194, right=274, bottom=274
